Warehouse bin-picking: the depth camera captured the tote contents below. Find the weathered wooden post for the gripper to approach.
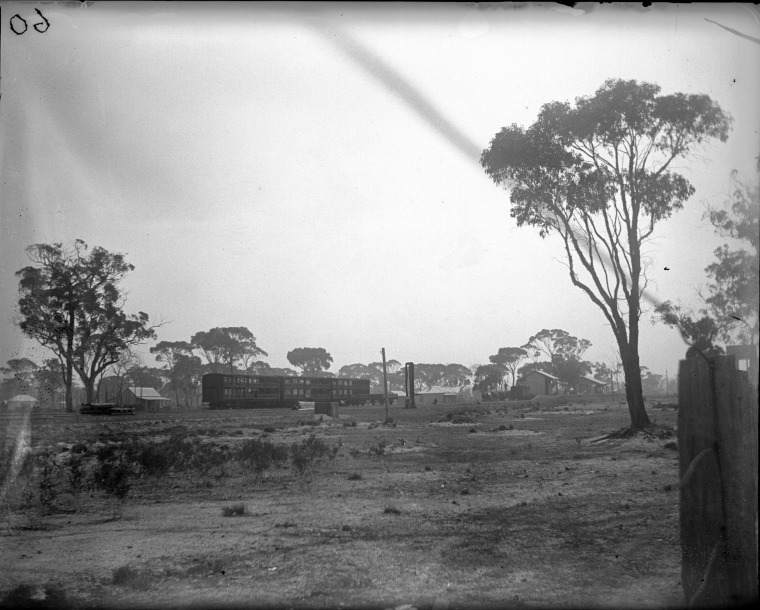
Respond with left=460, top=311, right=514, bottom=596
left=381, top=348, right=390, bottom=423
left=405, top=362, right=416, bottom=409
left=678, top=355, right=758, bottom=607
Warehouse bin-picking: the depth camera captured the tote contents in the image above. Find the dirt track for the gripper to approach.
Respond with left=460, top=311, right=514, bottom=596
left=0, top=399, right=682, bottom=609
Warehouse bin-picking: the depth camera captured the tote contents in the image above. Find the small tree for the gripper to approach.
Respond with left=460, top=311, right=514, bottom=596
left=482, top=79, right=731, bottom=429
left=656, top=165, right=758, bottom=356
left=0, top=358, right=39, bottom=401
left=34, top=359, right=64, bottom=409
left=150, top=341, right=193, bottom=407
left=472, top=364, right=507, bottom=393
left=16, top=241, right=159, bottom=410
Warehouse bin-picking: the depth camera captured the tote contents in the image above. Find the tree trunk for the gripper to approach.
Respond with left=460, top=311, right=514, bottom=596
left=84, top=377, right=97, bottom=404
left=620, top=345, right=650, bottom=430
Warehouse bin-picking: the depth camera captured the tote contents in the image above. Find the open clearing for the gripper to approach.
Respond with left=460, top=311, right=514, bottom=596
left=0, top=398, right=682, bottom=609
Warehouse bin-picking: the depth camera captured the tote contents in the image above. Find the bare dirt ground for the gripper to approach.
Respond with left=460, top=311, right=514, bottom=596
left=0, top=398, right=683, bottom=609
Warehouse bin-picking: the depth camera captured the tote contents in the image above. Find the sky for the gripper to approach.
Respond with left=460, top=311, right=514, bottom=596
left=1, top=2, right=758, bottom=380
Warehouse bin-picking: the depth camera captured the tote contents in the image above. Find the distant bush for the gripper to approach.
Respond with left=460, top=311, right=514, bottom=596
left=290, top=434, right=338, bottom=475
left=347, top=472, right=362, bottom=480
left=0, top=583, right=69, bottom=607
left=130, top=440, right=176, bottom=478
left=90, top=447, right=133, bottom=516
left=65, top=452, right=86, bottom=494
left=112, top=566, right=151, bottom=590
left=368, top=437, right=388, bottom=457
left=383, top=505, right=402, bottom=515
left=221, top=503, right=246, bottom=517
left=70, top=442, right=88, bottom=454
left=34, top=451, right=59, bottom=511
left=238, top=439, right=288, bottom=479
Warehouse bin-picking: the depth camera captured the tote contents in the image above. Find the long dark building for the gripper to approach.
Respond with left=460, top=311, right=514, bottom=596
left=201, top=373, right=371, bottom=409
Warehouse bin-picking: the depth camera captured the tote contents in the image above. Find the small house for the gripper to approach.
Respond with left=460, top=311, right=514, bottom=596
left=121, top=387, right=171, bottom=412
left=5, top=394, right=37, bottom=411
left=520, top=370, right=560, bottom=396
left=577, top=375, right=609, bottom=395
left=415, top=386, right=462, bottom=406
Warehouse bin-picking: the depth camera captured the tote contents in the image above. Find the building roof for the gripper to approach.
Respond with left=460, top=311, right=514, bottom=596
left=7, top=394, right=37, bottom=402
left=125, top=387, right=170, bottom=400
left=581, top=375, right=608, bottom=386
left=523, top=370, right=560, bottom=381
left=418, top=386, right=463, bottom=395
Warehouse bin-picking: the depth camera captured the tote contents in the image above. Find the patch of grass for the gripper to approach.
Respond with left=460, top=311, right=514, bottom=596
left=112, top=565, right=151, bottom=590
left=221, top=503, right=246, bottom=517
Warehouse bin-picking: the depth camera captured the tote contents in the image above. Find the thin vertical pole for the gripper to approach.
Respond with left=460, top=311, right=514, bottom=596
left=381, top=348, right=390, bottom=422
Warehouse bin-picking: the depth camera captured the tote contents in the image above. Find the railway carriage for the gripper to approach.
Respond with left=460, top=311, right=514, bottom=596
left=202, top=373, right=371, bottom=409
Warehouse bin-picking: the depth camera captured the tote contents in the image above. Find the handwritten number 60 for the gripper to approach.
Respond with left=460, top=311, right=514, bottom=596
left=10, top=9, right=49, bottom=35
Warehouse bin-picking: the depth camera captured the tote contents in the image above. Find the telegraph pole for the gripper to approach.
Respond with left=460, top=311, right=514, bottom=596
left=381, top=348, right=390, bottom=423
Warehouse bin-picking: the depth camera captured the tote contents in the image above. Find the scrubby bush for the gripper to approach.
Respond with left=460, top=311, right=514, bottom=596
left=34, top=451, right=59, bottom=511
left=0, top=583, right=69, bottom=607
left=125, top=440, right=176, bottom=479
left=368, top=437, right=388, bottom=457
left=290, top=434, right=338, bottom=475
left=112, top=566, right=151, bottom=590
left=238, top=439, right=288, bottom=479
left=90, top=447, right=134, bottom=517
left=65, top=453, right=86, bottom=493
left=221, top=503, right=246, bottom=517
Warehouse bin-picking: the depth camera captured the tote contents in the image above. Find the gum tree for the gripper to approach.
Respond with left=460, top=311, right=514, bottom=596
left=191, top=327, right=267, bottom=374
left=481, top=79, right=731, bottom=429
left=150, top=340, right=194, bottom=407
left=489, top=347, right=528, bottom=388
left=286, top=347, right=333, bottom=376
left=16, top=240, right=158, bottom=411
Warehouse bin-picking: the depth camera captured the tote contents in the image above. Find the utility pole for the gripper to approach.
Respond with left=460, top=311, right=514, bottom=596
left=381, top=348, right=390, bottom=423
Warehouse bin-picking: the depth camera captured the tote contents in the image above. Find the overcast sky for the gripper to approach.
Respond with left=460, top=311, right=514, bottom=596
left=1, top=2, right=758, bottom=379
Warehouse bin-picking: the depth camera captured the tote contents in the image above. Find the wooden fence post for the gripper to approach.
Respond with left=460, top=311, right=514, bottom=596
left=678, top=355, right=758, bottom=607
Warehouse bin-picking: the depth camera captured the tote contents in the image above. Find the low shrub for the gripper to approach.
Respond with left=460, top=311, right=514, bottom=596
left=65, top=452, right=86, bottom=493
left=112, top=566, right=151, bottom=590
left=368, top=437, right=388, bottom=457
left=347, top=472, right=362, bottom=480
left=70, top=442, right=88, bottom=454
left=238, top=438, right=288, bottom=478
left=35, top=451, right=59, bottom=511
left=290, top=434, right=338, bottom=475
left=221, top=503, right=246, bottom=517
left=131, top=441, right=175, bottom=478
left=90, top=448, right=133, bottom=517
left=383, top=505, right=402, bottom=515
left=0, top=583, right=69, bottom=607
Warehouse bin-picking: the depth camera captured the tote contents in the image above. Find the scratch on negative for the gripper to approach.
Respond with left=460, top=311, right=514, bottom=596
left=704, top=18, right=760, bottom=45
